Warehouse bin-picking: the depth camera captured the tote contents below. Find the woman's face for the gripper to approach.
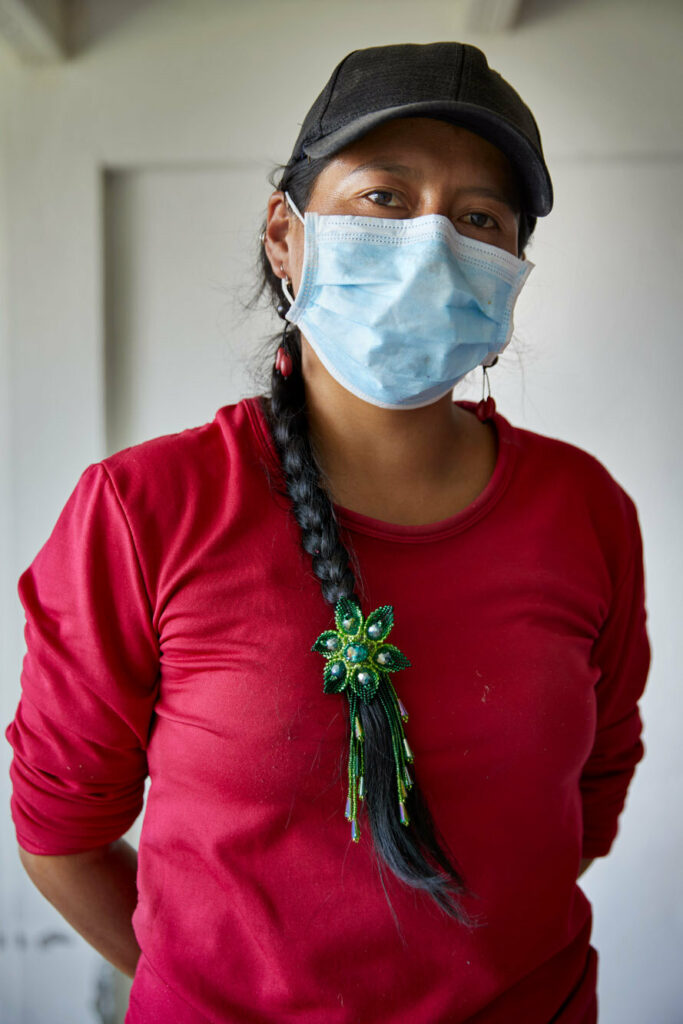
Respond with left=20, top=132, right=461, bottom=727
left=266, top=116, right=523, bottom=297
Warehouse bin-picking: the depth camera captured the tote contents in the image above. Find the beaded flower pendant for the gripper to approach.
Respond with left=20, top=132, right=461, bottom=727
left=311, top=596, right=413, bottom=842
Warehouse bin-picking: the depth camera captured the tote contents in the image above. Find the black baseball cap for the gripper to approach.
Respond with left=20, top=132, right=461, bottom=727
left=285, top=42, right=553, bottom=218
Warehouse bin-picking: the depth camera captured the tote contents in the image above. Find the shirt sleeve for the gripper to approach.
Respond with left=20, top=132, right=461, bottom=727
left=580, top=501, right=651, bottom=858
left=5, top=462, right=160, bottom=855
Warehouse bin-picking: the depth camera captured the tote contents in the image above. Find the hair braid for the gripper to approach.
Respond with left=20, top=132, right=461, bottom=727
left=250, top=152, right=537, bottom=925
left=266, top=333, right=358, bottom=606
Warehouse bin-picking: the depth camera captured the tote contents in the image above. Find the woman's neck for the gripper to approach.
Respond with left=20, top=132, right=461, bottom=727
left=302, top=353, right=495, bottom=524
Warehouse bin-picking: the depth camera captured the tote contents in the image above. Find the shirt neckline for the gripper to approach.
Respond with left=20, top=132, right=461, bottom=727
left=243, top=394, right=518, bottom=544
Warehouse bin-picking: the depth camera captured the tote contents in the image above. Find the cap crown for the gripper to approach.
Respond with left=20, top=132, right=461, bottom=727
left=286, top=42, right=553, bottom=217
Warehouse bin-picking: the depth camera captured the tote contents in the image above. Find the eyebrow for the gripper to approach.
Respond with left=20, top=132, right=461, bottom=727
left=347, top=161, right=520, bottom=212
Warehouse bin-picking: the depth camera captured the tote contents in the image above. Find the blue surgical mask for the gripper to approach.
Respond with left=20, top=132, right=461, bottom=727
left=282, top=192, right=533, bottom=410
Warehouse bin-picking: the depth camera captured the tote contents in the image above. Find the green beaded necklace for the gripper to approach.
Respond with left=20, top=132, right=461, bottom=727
left=312, top=596, right=413, bottom=842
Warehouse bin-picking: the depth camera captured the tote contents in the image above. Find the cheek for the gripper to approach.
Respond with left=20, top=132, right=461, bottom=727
left=299, top=338, right=334, bottom=388
left=497, top=219, right=520, bottom=257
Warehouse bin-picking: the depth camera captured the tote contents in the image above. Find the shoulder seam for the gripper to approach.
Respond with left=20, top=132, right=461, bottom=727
left=97, top=462, right=158, bottom=636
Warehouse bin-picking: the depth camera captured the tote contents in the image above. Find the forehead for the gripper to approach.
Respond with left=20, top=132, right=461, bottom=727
left=315, top=117, right=521, bottom=206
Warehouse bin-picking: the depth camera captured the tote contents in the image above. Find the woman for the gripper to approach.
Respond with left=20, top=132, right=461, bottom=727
left=6, top=42, right=650, bottom=1023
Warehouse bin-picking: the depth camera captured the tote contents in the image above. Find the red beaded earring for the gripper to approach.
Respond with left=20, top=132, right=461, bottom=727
left=274, top=263, right=294, bottom=379
left=275, top=332, right=293, bottom=379
left=476, top=358, right=498, bottom=421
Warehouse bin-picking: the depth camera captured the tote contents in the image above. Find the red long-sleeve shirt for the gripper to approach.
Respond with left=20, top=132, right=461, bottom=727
left=6, top=396, right=650, bottom=1023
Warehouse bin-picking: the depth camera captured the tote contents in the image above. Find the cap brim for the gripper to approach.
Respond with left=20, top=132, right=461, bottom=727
left=302, top=101, right=553, bottom=217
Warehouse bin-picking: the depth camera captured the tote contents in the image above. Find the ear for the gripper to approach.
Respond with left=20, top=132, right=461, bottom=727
left=263, top=191, right=297, bottom=281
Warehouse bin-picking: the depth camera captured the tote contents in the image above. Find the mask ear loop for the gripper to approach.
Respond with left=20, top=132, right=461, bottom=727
left=272, top=190, right=305, bottom=375
left=476, top=356, right=498, bottom=422
left=281, top=278, right=296, bottom=306
left=278, top=191, right=303, bottom=310
left=285, top=190, right=305, bottom=224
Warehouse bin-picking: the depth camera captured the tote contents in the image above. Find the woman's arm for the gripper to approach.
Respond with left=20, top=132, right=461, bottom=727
left=7, top=464, right=160, bottom=981
left=18, top=839, right=141, bottom=978
left=578, top=856, right=595, bottom=878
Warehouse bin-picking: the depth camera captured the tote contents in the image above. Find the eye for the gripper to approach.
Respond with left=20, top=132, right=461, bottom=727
left=463, top=212, right=499, bottom=230
left=363, top=190, right=402, bottom=208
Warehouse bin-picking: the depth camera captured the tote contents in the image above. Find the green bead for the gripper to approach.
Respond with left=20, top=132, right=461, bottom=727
left=352, top=666, right=380, bottom=701
left=364, top=606, right=394, bottom=642
left=346, top=643, right=368, bottom=663
left=322, top=659, right=347, bottom=695
left=373, top=644, right=410, bottom=672
left=335, top=597, right=362, bottom=637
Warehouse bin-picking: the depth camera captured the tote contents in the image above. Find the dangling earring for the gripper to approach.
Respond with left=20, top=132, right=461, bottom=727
left=275, top=322, right=293, bottom=379
left=274, top=264, right=294, bottom=378
left=476, top=357, right=498, bottom=422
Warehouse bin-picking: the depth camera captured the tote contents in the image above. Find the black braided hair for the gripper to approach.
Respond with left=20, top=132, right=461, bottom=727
left=251, top=151, right=536, bottom=925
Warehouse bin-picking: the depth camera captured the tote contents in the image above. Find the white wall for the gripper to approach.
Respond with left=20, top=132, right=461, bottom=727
left=1, top=1, right=681, bottom=1021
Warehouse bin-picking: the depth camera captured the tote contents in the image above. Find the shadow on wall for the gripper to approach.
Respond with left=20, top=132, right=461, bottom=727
left=64, top=0, right=585, bottom=59
left=520, top=0, right=585, bottom=25
left=65, top=0, right=162, bottom=57
left=519, top=0, right=582, bottom=26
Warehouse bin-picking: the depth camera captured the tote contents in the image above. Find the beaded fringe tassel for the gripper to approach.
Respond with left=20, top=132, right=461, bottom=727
left=312, top=597, right=413, bottom=843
